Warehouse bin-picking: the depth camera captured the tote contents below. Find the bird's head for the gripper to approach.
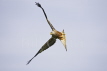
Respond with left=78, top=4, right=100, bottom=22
left=50, top=31, right=55, bottom=35
left=50, top=31, right=53, bottom=35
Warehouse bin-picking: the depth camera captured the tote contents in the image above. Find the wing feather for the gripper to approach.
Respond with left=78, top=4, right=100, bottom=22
left=27, top=37, right=56, bottom=65
left=35, top=2, right=55, bottom=30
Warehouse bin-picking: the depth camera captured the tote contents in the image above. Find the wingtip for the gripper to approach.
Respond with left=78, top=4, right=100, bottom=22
left=35, top=2, right=42, bottom=8
left=62, top=29, right=64, bottom=33
left=26, top=61, right=30, bottom=65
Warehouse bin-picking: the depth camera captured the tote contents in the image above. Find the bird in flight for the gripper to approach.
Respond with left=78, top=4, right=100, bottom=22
left=26, top=2, right=67, bottom=65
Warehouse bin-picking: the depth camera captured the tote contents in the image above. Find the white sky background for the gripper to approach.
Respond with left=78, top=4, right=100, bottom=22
left=0, top=0, right=107, bottom=71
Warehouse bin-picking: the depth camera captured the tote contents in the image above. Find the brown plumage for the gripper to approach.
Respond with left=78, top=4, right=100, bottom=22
left=26, top=2, right=67, bottom=65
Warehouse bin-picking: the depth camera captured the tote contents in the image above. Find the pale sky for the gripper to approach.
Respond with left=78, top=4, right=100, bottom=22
left=0, top=0, right=107, bottom=71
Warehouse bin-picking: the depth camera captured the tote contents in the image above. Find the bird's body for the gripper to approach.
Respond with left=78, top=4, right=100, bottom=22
left=51, top=30, right=62, bottom=38
left=27, top=2, right=67, bottom=65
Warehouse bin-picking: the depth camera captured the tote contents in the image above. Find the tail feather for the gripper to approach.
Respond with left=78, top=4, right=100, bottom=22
left=60, top=30, right=67, bottom=51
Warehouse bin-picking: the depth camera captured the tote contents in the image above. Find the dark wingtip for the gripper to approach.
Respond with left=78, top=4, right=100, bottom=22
left=62, top=29, right=65, bottom=33
left=26, top=59, right=32, bottom=65
left=35, top=2, right=42, bottom=8
left=26, top=54, right=38, bottom=65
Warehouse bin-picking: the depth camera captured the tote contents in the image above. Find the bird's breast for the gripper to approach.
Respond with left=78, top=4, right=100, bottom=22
left=52, top=30, right=62, bottom=38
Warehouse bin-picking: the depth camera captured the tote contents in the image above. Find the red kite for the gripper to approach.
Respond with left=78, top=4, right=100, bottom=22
left=27, top=2, right=67, bottom=65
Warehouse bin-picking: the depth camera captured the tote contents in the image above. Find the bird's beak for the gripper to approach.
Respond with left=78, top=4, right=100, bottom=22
left=50, top=32, right=52, bottom=35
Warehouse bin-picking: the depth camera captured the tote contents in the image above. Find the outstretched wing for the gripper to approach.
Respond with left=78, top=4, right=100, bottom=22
left=60, top=30, right=67, bottom=51
left=27, top=37, right=56, bottom=65
left=35, top=2, right=55, bottom=31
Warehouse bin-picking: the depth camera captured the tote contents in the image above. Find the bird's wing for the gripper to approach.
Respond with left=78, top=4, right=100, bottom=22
left=27, top=37, right=56, bottom=65
left=60, top=30, right=67, bottom=51
left=35, top=2, right=55, bottom=31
